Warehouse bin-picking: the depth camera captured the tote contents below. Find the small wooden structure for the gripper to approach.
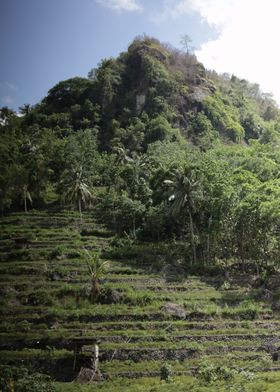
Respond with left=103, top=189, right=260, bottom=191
left=74, top=337, right=104, bottom=383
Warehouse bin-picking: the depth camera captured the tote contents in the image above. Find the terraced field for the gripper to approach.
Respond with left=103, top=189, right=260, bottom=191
left=1, top=210, right=280, bottom=391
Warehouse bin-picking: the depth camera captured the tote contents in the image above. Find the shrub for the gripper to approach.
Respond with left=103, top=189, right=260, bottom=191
left=27, top=290, right=54, bottom=306
left=123, top=291, right=153, bottom=306
left=15, top=373, right=55, bottom=392
left=221, top=280, right=231, bottom=290
left=48, top=245, right=66, bottom=260
left=241, top=320, right=251, bottom=329
left=17, top=320, right=32, bottom=332
left=109, top=235, right=134, bottom=249
left=197, top=360, right=235, bottom=384
left=160, top=363, right=173, bottom=383
left=0, top=366, right=55, bottom=392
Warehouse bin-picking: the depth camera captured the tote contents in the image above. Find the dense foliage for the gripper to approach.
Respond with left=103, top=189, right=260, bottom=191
left=1, top=35, right=280, bottom=273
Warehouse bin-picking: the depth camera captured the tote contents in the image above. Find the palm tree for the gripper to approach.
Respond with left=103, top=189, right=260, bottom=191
left=19, top=104, right=32, bottom=116
left=83, top=250, right=109, bottom=303
left=112, top=145, right=132, bottom=166
left=164, top=167, right=201, bottom=265
left=126, top=153, right=151, bottom=238
left=127, top=153, right=150, bottom=193
left=62, top=166, right=92, bottom=218
left=21, top=184, right=32, bottom=213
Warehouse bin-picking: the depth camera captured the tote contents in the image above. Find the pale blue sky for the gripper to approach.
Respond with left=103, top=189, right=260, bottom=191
left=0, top=0, right=216, bottom=111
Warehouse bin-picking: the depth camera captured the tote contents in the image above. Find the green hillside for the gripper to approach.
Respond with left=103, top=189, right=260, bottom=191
left=1, top=36, right=280, bottom=390
left=1, top=211, right=280, bottom=391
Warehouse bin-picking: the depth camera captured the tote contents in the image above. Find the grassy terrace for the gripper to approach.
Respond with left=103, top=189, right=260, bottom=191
left=53, top=372, right=280, bottom=392
left=1, top=210, right=280, bottom=390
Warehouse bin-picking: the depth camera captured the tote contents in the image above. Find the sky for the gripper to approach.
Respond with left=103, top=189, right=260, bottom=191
left=1, top=0, right=280, bottom=111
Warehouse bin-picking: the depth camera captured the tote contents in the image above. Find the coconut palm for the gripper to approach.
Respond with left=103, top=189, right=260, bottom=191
left=164, top=167, right=202, bottom=265
left=21, top=184, right=32, bottom=213
left=62, top=166, right=92, bottom=218
left=83, top=250, right=109, bottom=303
left=112, top=145, right=132, bottom=166
left=19, top=103, right=32, bottom=116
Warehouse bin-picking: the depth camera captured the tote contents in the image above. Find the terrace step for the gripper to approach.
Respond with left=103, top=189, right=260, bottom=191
left=94, top=346, right=268, bottom=361
left=1, top=333, right=279, bottom=350
left=101, top=367, right=280, bottom=379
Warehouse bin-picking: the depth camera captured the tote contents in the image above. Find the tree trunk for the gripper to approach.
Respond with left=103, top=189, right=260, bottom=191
left=132, top=212, right=136, bottom=239
left=240, top=226, right=245, bottom=272
left=90, top=277, right=100, bottom=303
left=188, top=209, right=196, bottom=265
left=78, top=197, right=82, bottom=220
left=256, top=262, right=259, bottom=277
left=24, top=192, right=27, bottom=213
left=206, top=216, right=212, bottom=265
left=206, top=234, right=210, bottom=266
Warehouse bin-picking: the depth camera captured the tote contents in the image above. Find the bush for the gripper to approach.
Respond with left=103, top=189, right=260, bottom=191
left=0, top=366, right=55, bottom=392
left=15, top=373, right=55, bottom=392
left=27, top=290, right=54, bottom=306
left=160, top=363, right=173, bottom=383
left=48, top=245, right=66, bottom=260
left=16, top=320, right=32, bottom=332
left=197, top=360, right=235, bottom=384
left=220, top=280, right=231, bottom=290
left=109, top=236, right=134, bottom=248
left=123, top=291, right=153, bottom=306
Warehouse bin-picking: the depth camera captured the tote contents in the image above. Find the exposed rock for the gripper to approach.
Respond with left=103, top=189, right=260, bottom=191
left=261, top=339, right=280, bottom=354
left=162, top=302, right=186, bottom=319
left=272, top=301, right=280, bottom=311
left=187, top=86, right=211, bottom=102
left=136, top=94, right=146, bottom=114
left=76, top=367, right=104, bottom=383
left=49, top=272, right=63, bottom=281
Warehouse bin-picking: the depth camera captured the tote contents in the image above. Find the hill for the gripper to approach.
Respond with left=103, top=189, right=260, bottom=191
left=1, top=37, right=280, bottom=267
left=2, top=36, right=280, bottom=390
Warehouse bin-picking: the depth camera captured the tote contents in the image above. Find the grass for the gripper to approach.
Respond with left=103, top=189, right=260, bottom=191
left=1, top=209, right=280, bottom=390
left=54, top=372, right=280, bottom=392
left=96, top=353, right=273, bottom=374
left=96, top=338, right=264, bottom=351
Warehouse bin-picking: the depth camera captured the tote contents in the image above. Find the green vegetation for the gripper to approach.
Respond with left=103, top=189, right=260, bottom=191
left=2, top=34, right=280, bottom=270
left=2, top=35, right=280, bottom=390
left=1, top=211, right=280, bottom=390
left=83, top=250, right=109, bottom=302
